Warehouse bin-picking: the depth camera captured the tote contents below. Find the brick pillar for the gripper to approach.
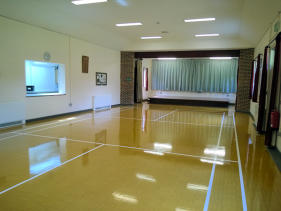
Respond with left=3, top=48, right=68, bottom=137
left=120, top=52, right=135, bottom=105
left=236, top=48, right=254, bottom=112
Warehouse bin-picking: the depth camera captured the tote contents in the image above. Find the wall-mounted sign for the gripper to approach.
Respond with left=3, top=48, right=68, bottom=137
left=125, top=77, right=132, bottom=81
left=96, top=72, right=107, bottom=86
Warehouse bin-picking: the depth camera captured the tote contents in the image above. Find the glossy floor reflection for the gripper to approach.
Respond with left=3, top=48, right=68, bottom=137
left=0, top=104, right=280, bottom=211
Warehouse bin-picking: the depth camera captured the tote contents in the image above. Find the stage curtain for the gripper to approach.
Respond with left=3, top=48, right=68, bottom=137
left=151, top=58, right=238, bottom=93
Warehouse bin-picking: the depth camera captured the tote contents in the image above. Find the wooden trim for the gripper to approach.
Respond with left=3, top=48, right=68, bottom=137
left=257, top=47, right=269, bottom=132
left=252, top=54, right=262, bottom=102
left=135, top=50, right=240, bottom=58
left=266, top=32, right=281, bottom=146
left=82, top=56, right=89, bottom=73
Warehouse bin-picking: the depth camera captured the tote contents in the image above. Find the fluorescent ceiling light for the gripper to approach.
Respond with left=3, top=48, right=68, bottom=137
left=141, top=36, right=162, bottom=40
left=210, top=57, right=232, bottom=60
left=185, top=18, right=215, bottom=23
left=116, top=22, right=142, bottom=27
left=136, top=173, right=156, bottom=182
left=187, top=184, right=208, bottom=192
left=195, top=34, right=220, bottom=37
left=72, top=0, right=107, bottom=5
left=158, top=58, right=177, bottom=60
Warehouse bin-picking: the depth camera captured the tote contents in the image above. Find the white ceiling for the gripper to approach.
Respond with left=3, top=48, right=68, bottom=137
left=0, top=0, right=280, bottom=51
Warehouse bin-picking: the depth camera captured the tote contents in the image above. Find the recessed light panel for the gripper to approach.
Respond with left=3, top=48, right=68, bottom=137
left=141, top=36, right=162, bottom=40
left=158, top=58, right=177, bottom=60
left=116, top=23, right=142, bottom=27
left=72, top=0, right=107, bottom=5
left=185, top=18, right=215, bottom=23
left=195, top=34, right=220, bottom=37
left=210, top=57, right=233, bottom=60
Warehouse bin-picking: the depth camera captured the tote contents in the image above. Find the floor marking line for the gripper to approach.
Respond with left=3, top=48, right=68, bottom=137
left=0, top=107, right=132, bottom=137
left=10, top=132, right=238, bottom=163
left=108, top=115, right=233, bottom=127
left=106, top=143, right=236, bottom=163
left=0, top=134, right=23, bottom=142
left=15, top=132, right=103, bottom=145
left=203, top=112, right=225, bottom=211
left=14, top=115, right=233, bottom=136
left=11, top=108, right=134, bottom=135
left=152, top=110, right=177, bottom=121
left=233, top=113, right=247, bottom=211
left=0, top=144, right=104, bottom=195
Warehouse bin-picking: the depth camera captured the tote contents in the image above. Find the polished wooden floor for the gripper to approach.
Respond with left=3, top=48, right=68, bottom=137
left=0, top=103, right=280, bottom=211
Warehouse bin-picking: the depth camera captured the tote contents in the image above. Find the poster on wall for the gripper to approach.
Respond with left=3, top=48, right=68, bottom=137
left=96, top=72, right=107, bottom=86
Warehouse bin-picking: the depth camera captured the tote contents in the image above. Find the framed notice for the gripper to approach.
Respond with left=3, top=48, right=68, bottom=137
left=96, top=72, right=107, bottom=86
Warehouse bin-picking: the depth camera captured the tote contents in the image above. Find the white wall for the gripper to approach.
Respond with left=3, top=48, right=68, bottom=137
left=142, top=59, right=236, bottom=104
left=0, top=16, right=120, bottom=122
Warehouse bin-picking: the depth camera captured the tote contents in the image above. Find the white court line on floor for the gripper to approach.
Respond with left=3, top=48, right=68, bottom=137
left=203, top=112, right=225, bottom=211
left=173, top=109, right=225, bottom=115
left=15, top=115, right=234, bottom=136
left=2, top=107, right=134, bottom=139
left=15, top=132, right=101, bottom=145
left=0, top=134, right=24, bottom=142
left=4, top=107, right=234, bottom=141
left=0, top=107, right=132, bottom=139
left=103, top=115, right=234, bottom=128
left=152, top=110, right=177, bottom=121
left=16, top=131, right=237, bottom=163
left=233, top=113, right=247, bottom=211
left=0, top=144, right=104, bottom=195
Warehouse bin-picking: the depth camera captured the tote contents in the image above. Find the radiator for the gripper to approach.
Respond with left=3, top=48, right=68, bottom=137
left=0, top=101, right=25, bottom=128
left=93, top=95, right=112, bottom=110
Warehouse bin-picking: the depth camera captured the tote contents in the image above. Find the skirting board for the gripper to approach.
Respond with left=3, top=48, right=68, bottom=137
left=0, top=120, right=24, bottom=129
left=26, top=104, right=121, bottom=123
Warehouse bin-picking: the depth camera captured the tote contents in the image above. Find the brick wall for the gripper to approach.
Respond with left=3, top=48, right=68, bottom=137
left=236, top=49, right=254, bottom=112
left=120, top=52, right=135, bottom=105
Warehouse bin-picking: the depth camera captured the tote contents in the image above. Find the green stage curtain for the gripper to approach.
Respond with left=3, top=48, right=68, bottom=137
left=151, top=58, right=238, bottom=93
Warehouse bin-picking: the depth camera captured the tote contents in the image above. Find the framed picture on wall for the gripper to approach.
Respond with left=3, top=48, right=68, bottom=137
left=82, top=56, right=89, bottom=73
left=96, top=72, right=107, bottom=86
